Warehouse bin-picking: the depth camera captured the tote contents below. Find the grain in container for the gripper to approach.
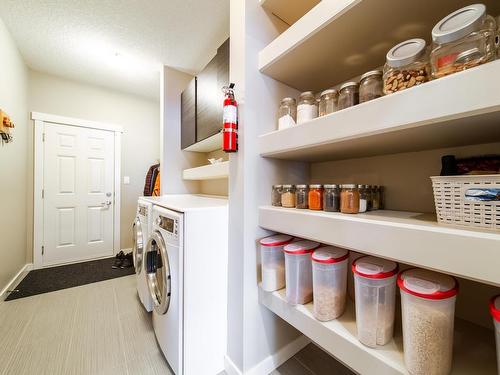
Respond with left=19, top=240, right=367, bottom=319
left=281, top=185, right=296, bottom=208
left=297, top=91, right=318, bottom=124
left=431, top=4, right=497, bottom=79
left=490, top=295, right=500, bottom=375
left=398, top=268, right=459, bottom=375
left=283, top=240, right=320, bottom=305
left=353, top=256, right=398, bottom=347
left=260, top=234, right=293, bottom=292
left=312, top=246, right=349, bottom=321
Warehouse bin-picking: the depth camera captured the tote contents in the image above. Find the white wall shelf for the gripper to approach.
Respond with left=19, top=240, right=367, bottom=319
left=260, top=0, right=320, bottom=26
left=183, top=132, right=222, bottom=153
left=182, top=161, right=229, bottom=180
left=259, top=206, right=500, bottom=287
left=259, top=286, right=497, bottom=375
left=258, top=0, right=500, bottom=91
left=259, top=61, right=500, bottom=162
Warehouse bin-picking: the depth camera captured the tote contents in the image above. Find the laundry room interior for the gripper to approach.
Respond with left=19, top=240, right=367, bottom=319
left=1, top=0, right=500, bottom=375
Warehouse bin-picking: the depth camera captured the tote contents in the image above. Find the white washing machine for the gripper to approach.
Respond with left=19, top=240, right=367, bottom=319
left=132, top=198, right=153, bottom=312
left=145, top=195, right=228, bottom=375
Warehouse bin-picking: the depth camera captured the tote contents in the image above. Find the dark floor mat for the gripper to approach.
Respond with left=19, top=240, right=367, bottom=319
left=5, top=257, right=135, bottom=301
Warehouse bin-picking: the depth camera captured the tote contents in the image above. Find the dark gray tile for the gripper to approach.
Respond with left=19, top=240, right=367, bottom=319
left=272, top=357, right=314, bottom=375
left=294, top=344, right=355, bottom=375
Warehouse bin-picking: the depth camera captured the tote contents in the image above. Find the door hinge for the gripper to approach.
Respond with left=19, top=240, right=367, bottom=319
left=41, top=246, right=44, bottom=255
left=42, top=133, right=45, bottom=142
left=41, top=189, right=44, bottom=199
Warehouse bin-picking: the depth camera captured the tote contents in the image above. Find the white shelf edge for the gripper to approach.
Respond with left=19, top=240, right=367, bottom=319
left=259, top=206, right=500, bottom=287
left=259, top=286, right=497, bottom=375
left=182, top=161, right=229, bottom=181
left=183, top=132, right=222, bottom=153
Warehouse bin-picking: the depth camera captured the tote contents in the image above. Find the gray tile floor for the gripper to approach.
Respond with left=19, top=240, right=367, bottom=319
left=0, top=275, right=352, bottom=375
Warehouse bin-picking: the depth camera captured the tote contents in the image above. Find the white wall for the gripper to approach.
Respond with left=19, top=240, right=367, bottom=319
left=0, top=18, right=29, bottom=290
left=28, top=70, right=160, bottom=251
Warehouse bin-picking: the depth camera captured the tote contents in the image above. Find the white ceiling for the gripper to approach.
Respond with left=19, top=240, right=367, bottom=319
left=0, top=0, right=230, bottom=100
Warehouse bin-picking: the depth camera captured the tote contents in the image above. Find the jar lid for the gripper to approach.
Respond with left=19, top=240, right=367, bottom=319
left=339, top=81, right=358, bottom=90
left=283, top=240, right=320, bottom=254
left=299, top=91, right=315, bottom=98
left=386, top=38, right=426, bottom=68
left=260, top=234, right=293, bottom=247
left=281, top=97, right=296, bottom=104
left=398, top=268, right=458, bottom=300
left=282, top=184, right=294, bottom=188
left=352, top=256, right=398, bottom=279
left=324, top=184, right=340, bottom=189
left=360, top=70, right=383, bottom=81
left=490, top=295, right=500, bottom=322
left=342, top=183, right=357, bottom=189
left=309, top=184, right=323, bottom=188
left=311, top=246, right=349, bottom=264
left=296, top=184, right=308, bottom=188
left=272, top=184, right=282, bottom=188
left=320, top=88, right=337, bottom=96
left=432, top=4, right=486, bottom=44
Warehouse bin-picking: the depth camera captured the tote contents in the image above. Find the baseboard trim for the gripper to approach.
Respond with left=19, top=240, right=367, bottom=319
left=0, top=263, right=33, bottom=301
left=224, top=335, right=310, bottom=375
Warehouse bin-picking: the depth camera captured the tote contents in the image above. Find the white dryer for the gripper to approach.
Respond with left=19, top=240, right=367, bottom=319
left=132, top=198, right=153, bottom=312
left=145, top=195, right=228, bottom=375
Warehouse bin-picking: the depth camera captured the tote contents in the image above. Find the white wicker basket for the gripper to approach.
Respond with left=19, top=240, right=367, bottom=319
left=431, top=175, right=500, bottom=230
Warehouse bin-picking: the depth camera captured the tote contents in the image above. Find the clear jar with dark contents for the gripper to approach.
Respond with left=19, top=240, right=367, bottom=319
left=295, top=185, right=309, bottom=209
left=371, top=186, right=381, bottom=210
left=272, top=185, right=283, bottom=207
left=318, top=89, right=338, bottom=116
left=338, top=82, right=359, bottom=110
left=358, top=185, right=369, bottom=213
left=340, top=184, right=360, bottom=214
left=323, top=184, right=341, bottom=212
left=359, top=70, right=383, bottom=103
left=281, top=185, right=296, bottom=208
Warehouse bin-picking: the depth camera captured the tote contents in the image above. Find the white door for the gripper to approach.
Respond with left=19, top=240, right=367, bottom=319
left=43, top=122, right=115, bottom=266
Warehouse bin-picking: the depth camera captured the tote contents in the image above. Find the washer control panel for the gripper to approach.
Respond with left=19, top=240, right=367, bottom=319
left=138, top=205, right=147, bottom=217
left=157, top=215, right=179, bottom=237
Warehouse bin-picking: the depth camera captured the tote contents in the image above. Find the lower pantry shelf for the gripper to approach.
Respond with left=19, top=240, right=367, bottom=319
left=259, top=286, right=497, bottom=375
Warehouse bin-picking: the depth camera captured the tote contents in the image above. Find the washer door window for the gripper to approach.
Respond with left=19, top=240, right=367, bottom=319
left=132, top=218, right=144, bottom=274
left=146, top=231, right=171, bottom=315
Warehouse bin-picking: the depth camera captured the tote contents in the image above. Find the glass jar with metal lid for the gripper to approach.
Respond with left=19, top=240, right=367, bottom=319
left=295, top=185, right=309, bottom=209
left=340, top=184, right=360, bottom=214
left=338, top=82, right=359, bottom=110
left=358, top=184, right=369, bottom=213
left=308, top=184, right=324, bottom=210
left=383, top=38, right=430, bottom=95
left=297, top=91, right=318, bottom=125
left=359, top=70, right=383, bottom=103
left=278, top=97, right=297, bottom=130
left=371, top=186, right=381, bottom=210
left=281, top=185, right=296, bottom=208
left=272, top=185, right=282, bottom=207
left=323, top=184, right=341, bottom=212
left=430, top=4, right=497, bottom=79
left=318, top=89, right=338, bottom=117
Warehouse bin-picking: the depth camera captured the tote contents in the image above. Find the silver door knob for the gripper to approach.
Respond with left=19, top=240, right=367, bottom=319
left=101, top=200, right=112, bottom=208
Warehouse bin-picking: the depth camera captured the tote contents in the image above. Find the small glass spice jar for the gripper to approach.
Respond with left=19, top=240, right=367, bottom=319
left=318, top=89, right=338, bottom=117
left=272, top=185, right=283, bottom=207
left=295, top=185, right=309, bottom=209
left=358, top=185, right=369, bottom=213
left=338, top=82, right=359, bottom=110
left=323, top=184, right=341, bottom=212
left=359, top=70, right=383, bottom=103
left=278, top=97, right=297, bottom=130
left=340, top=184, right=360, bottom=214
left=366, top=185, right=374, bottom=211
left=371, top=186, right=380, bottom=210
left=308, top=184, right=324, bottom=210
left=383, top=38, right=429, bottom=95
left=281, top=185, right=296, bottom=208
left=297, top=91, right=318, bottom=125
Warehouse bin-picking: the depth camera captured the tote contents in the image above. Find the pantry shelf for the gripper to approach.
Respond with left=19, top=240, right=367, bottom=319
left=260, top=0, right=319, bottom=26
left=258, top=0, right=500, bottom=91
left=259, top=286, right=497, bottom=375
left=182, top=161, right=229, bottom=180
left=259, top=60, right=500, bottom=162
left=259, top=206, right=500, bottom=287
left=183, top=132, right=222, bottom=153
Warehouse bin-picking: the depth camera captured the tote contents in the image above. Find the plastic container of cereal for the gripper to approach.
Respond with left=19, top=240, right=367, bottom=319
left=259, top=234, right=293, bottom=292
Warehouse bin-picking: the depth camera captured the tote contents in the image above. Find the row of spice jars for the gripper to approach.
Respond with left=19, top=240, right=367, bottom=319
left=272, top=184, right=383, bottom=213
left=384, top=4, right=499, bottom=94
left=260, top=234, right=463, bottom=375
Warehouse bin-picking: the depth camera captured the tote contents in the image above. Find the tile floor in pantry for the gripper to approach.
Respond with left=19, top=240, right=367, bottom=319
left=0, top=275, right=353, bottom=375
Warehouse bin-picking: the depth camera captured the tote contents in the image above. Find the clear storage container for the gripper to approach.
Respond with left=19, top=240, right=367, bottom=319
left=431, top=4, right=497, bottom=79
left=340, top=184, right=360, bottom=214
left=323, top=184, right=341, bottom=212
left=490, top=295, right=500, bottom=375
left=260, top=234, right=293, bottom=292
left=283, top=240, right=320, bottom=305
left=318, top=89, right=338, bottom=117
left=295, top=185, right=309, bottom=209
left=281, top=185, right=296, bottom=208
left=338, top=82, right=359, bottom=110
left=359, top=70, right=383, bottom=103
left=347, top=251, right=363, bottom=300
left=297, top=91, right=318, bottom=124
left=353, top=256, right=398, bottom=347
left=278, top=97, right=297, bottom=130
left=383, top=38, right=429, bottom=95
left=312, top=246, right=349, bottom=321
left=272, top=185, right=282, bottom=207
left=398, top=268, right=459, bottom=375
left=308, top=184, right=323, bottom=211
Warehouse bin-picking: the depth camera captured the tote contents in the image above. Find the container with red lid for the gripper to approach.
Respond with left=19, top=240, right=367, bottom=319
left=489, top=295, right=500, bottom=375
left=353, top=256, right=398, bottom=347
left=259, top=234, right=293, bottom=292
left=398, top=268, right=458, bottom=375
left=347, top=251, right=363, bottom=301
left=283, top=240, right=320, bottom=305
left=311, top=246, right=349, bottom=321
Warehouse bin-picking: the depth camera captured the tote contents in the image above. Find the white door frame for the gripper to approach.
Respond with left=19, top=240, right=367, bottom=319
left=32, top=112, right=123, bottom=269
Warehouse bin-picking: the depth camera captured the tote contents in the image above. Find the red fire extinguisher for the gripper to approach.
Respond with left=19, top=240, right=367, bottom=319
left=222, top=83, right=238, bottom=153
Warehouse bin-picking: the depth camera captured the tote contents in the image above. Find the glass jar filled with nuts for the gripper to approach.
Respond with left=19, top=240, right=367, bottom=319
left=383, top=38, right=430, bottom=95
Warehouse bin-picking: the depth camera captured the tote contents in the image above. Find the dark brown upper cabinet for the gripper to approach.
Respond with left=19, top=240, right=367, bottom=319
left=181, top=77, right=197, bottom=150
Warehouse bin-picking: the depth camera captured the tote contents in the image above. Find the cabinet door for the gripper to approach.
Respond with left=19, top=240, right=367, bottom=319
left=181, top=77, right=197, bottom=149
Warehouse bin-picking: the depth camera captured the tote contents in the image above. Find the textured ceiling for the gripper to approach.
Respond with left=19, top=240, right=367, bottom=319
left=0, top=0, right=229, bottom=99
